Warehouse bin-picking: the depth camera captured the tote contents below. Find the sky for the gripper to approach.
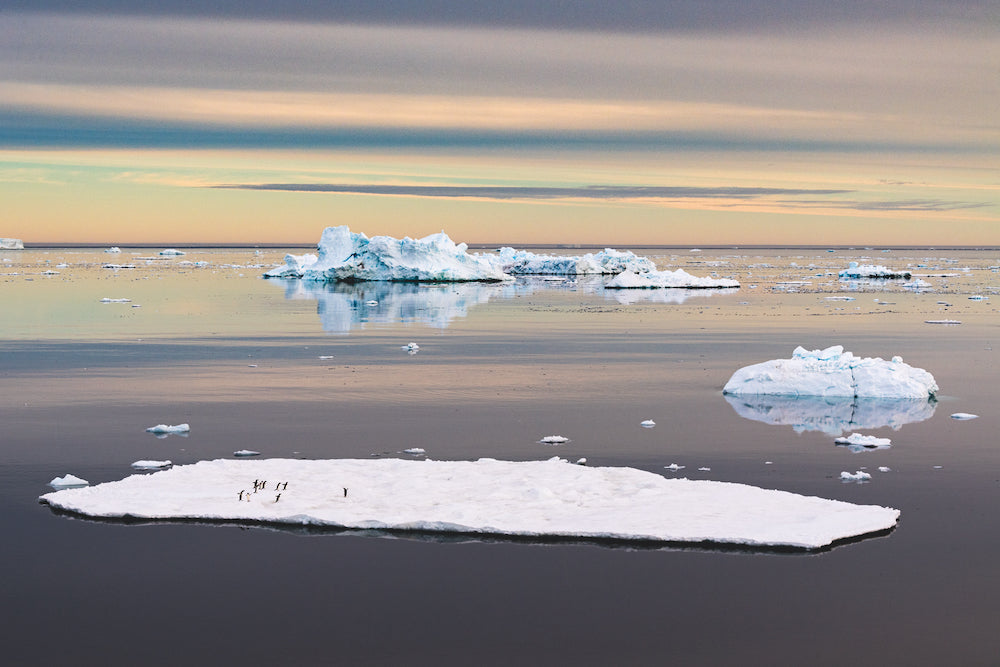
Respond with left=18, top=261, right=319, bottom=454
left=1, top=2, right=997, bottom=245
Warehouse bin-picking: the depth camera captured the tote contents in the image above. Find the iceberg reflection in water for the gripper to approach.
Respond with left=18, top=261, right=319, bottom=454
left=723, top=393, right=937, bottom=435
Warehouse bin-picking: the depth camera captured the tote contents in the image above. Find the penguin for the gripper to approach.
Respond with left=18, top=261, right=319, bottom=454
left=343, top=487, right=348, bottom=497
left=275, top=493, right=281, bottom=502
left=238, top=490, right=245, bottom=501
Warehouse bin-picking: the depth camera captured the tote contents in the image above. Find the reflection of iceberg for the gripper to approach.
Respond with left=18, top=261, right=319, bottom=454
left=274, top=279, right=511, bottom=333
left=603, top=287, right=738, bottom=305
left=724, top=393, right=937, bottom=435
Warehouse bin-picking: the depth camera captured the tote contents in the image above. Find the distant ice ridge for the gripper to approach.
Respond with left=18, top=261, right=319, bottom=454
left=723, top=346, right=938, bottom=399
left=0, top=238, right=24, bottom=250
left=724, top=393, right=936, bottom=435
left=494, top=246, right=655, bottom=276
left=39, top=457, right=900, bottom=550
left=605, top=269, right=739, bottom=289
left=839, top=262, right=911, bottom=279
left=265, top=226, right=508, bottom=282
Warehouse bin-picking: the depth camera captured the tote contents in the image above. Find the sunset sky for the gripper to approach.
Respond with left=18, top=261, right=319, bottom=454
left=1, top=2, right=997, bottom=245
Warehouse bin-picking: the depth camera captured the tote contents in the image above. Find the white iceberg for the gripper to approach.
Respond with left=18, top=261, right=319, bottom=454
left=105, top=246, right=122, bottom=253
left=234, top=449, right=260, bottom=457
left=0, top=238, right=24, bottom=250
left=494, top=247, right=655, bottom=276
left=49, top=474, right=89, bottom=488
left=950, top=413, right=978, bottom=420
left=840, top=470, right=872, bottom=482
left=264, top=226, right=508, bottom=282
left=723, top=346, right=938, bottom=399
left=145, top=423, right=190, bottom=434
left=131, top=460, right=173, bottom=470
left=839, top=262, right=911, bottom=279
left=641, top=419, right=656, bottom=428
left=159, top=249, right=186, bottom=256
left=724, top=394, right=936, bottom=435
left=834, top=433, right=892, bottom=452
left=538, top=435, right=570, bottom=444
left=99, top=297, right=131, bottom=303
left=403, top=448, right=426, bottom=455
left=402, top=342, right=419, bottom=352
left=605, top=269, right=739, bottom=289
left=39, top=457, right=900, bottom=550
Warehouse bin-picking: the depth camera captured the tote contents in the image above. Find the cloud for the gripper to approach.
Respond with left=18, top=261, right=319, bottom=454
left=781, top=199, right=991, bottom=212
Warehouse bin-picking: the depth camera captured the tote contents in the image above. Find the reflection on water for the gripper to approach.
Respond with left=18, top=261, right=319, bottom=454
left=724, top=393, right=937, bottom=435
left=271, top=277, right=735, bottom=333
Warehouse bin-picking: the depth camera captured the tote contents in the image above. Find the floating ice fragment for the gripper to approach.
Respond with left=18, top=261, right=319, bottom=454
left=839, top=262, right=911, bottom=279
left=698, top=467, right=712, bottom=471
left=145, top=423, right=190, bottom=434
left=99, top=297, right=131, bottom=303
left=539, top=435, right=570, bottom=445
left=131, top=460, right=172, bottom=470
left=968, top=295, right=988, bottom=301
left=0, top=238, right=24, bottom=250
left=39, top=458, right=901, bottom=549
left=233, top=450, right=260, bottom=457
left=365, top=300, right=379, bottom=306
left=664, top=463, right=685, bottom=471
left=878, top=466, right=891, bottom=473
left=950, top=413, right=978, bottom=420
left=159, top=249, right=185, bottom=256
left=318, top=355, right=334, bottom=360
left=840, top=470, right=872, bottom=482
left=834, top=433, right=892, bottom=452
left=105, top=247, right=121, bottom=253
left=49, top=474, right=89, bottom=488
left=925, top=320, right=961, bottom=325
left=604, top=269, right=739, bottom=289
left=575, top=458, right=587, bottom=465
left=403, top=448, right=426, bottom=455
left=641, top=419, right=656, bottom=428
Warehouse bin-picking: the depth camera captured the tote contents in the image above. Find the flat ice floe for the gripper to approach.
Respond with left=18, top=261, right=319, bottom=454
left=723, top=346, right=938, bottom=399
left=834, top=433, right=891, bottom=452
left=604, top=269, right=739, bottom=289
left=950, top=413, right=978, bottom=420
left=39, top=458, right=900, bottom=550
left=145, top=423, right=190, bottom=434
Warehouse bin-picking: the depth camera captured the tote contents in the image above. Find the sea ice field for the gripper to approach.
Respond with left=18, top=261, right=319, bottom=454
left=2, top=244, right=999, bottom=665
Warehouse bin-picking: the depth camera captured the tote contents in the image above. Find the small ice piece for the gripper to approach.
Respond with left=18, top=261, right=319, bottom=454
left=145, top=423, right=190, bottom=434
left=365, top=300, right=379, bottom=306
left=925, top=320, right=961, bottom=325
left=950, top=413, right=978, bottom=420
left=640, top=419, right=656, bottom=428
left=318, top=355, right=335, bottom=360
left=49, top=474, right=89, bottom=488
left=99, top=297, right=132, bottom=303
left=539, top=435, right=570, bottom=445
left=878, top=466, right=891, bottom=473
left=698, top=467, right=712, bottom=471
left=840, top=470, right=872, bottom=482
left=839, top=262, right=911, bottom=279
left=834, top=433, right=892, bottom=452
left=968, top=295, right=988, bottom=301
left=159, top=249, right=186, bottom=256
left=604, top=268, right=739, bottom=289
left=105, top=246, right=122, bottom=253
left=664, top=463, right=685, bottom=471
left=41, top=269, right=60, bottom=275
left=233, top=450, right=260, bottom=457
left=402, top=342, right=420, bottom=351
left=131, top=460, right=172, bottom=470
left=403, top=448, right=426, bottom=455
left=575, top=458, right=587, bottom=465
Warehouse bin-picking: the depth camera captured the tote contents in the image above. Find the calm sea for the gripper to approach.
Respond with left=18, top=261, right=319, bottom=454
left=2, top=247, right=998, bottom=665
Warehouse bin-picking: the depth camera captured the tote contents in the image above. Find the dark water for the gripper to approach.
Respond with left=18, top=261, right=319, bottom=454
left=2, top=248, right=998, bottom=665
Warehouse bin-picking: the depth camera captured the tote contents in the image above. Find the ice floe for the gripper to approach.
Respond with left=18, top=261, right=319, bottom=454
left=495, top=247, right=655, bottom=276
left=925, top=320, right=961, bottom=325
left=402, top=342, right=419, bottom=352
left=604, top=269, right=739, bottom=289
left=724, top=393, right=936, bottom=435
left=49, top=474, right=89, bottom=488
left=539, top=435, right=570, bottom=444
left=641, top=419, right=656, bottom=428
left=145, top=423, right=190, bottom=434
left=950, top=413, right=978, bottom=420
left=131, top=460, right=172, bottom=470
left=839, top=262, right=911, bottom=279
left=723, top=346, right=938, bottom=399
left=105, top=246, right=122, bottom=253
left=840, top=470, right=872, bottom=482
left=834, top=433, right=892, bottom=452
left=233, top=450, right=260, bottom=457
left=403, top=448, right=426, bottom=455
left=99, top=297, right=131, bottom=303
left=664, top=463, right=685, bottom=471
left=159, top=249, right=186, bottom=256
left=38, top=457, right=900, bottom=549
left=0, top=238, right=24, bottom=250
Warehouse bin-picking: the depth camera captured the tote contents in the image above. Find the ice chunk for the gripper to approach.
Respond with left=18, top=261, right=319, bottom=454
left=233, top=450, right=260, bottom=457
left=38, top=457, right=900, bottom=549
left=131, top=460, right=172, bottom=470
left=495, top=247, right=655, bottom=276
left=664, top=463, right=685, bottom=471
left=49, top=474, right=89, bottom=488
left=604, top=269, right=739, bottom=289
left=99, top=297, right=131, bottom=303
left=839, top=262, right=911, bottom=279
left=264, top=226, right=508, bottom=282
left=0, top=238, right=24, bottom=250
left=723, top=346, right=938, bottom=399
left=145, top=423, right=190, bottom=434
left=105, top=246, right=122, bottom=253
left=925, top=320, right=961, bottom=325
left=159, top=249, right=186, bottom=256
left=641, top=419, right=656, bottom=428
left=539, top=435, right=570, bottom=444
left=403, top=448, right=426, bottom=455
left=834, top=433, right=892, bottom=452
left=950, top=413, right=979, bottom=420
left=840, top=470, right=872, bottom=482
left=402, top=342, right=419, bottom=351
left=878, top=466, right=891, bottom=473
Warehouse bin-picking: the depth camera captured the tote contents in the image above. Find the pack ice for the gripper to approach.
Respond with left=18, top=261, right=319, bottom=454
left=723, top=346, right=938, bottom=399
left=39, top=457, right=900, bottom=550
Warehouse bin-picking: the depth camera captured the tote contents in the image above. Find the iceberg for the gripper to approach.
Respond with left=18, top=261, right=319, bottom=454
left=0, top=238, right=24, bottom=250
left=723, top=346, right=938, bottom=399
left=723, top=393, right=936, bottom=435
left=840, top=470, right=872, bottom=482
left=159, top=249, right=186, bottom=256
left=538, top=435, right=570, bottom=444
left=105, top=246, right=122, bottom=253
left=839, top=262, right=911, bottom=279
left=604, top=269, right=739, bottom=289
left=950, top=413, right=978, bottom=420
left=494, top=247, right=656, bottom=276
left=38, top=457, right=900, bottom=550
left=49, top=474, right=89, bottom=488
left=145, top=423, right=190, bottom=434
left=265, top=226, right=508, bottom=282
left=131, top=460, right=173, bottom=470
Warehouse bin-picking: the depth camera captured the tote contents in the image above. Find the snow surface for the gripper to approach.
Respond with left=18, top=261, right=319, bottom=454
left=145, top=423, right=190, bottom=434
left=723, top=346, right=938, bottom=399
left=39, top=457, right=900, bottom=549
left=724, top=393, right=936, bottom=435
left=49, top=474, right=88, bottom=488
left=834, top=433, right=892, bottom=452
left=604, top=269, right=739, bottom=289
left=839, top=262, right=911, bottom=279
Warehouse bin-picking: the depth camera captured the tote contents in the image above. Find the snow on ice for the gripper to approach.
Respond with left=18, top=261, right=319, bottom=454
left=39, top=457, right=900, bottom=550
left=723, top=346, right=938, bottom=399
